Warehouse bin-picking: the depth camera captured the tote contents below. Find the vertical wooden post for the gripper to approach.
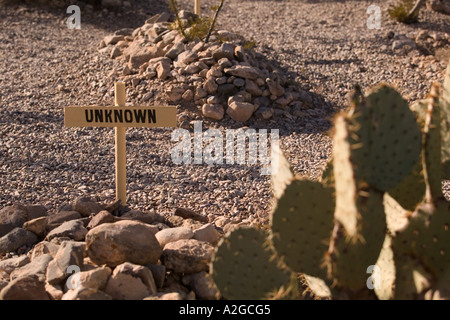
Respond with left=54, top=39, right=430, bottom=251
left=194, top=0, right=200, bottom=15
left=114, top=82, right=127, bottom=204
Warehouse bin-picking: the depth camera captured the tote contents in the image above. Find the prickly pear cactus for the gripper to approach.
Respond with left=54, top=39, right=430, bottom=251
left=422, top=85, right=443, bottom=200
left=374, top=235, right=396, bottom=300
left=387, top=159, right=425, bottom=212
left=332, top=114, right=360, bottom=237
left=329, top=189, right=386, bottom=290
left=208, top=66, right=450, bottom=300
left=270, top=179, right=334, bottom=279
left=347, top=85, right=422, bottom=192
left=210, top=227, right=291, bottom=300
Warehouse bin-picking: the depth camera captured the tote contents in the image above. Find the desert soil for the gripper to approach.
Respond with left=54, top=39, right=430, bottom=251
left=0, top=0, right=449, bottom=226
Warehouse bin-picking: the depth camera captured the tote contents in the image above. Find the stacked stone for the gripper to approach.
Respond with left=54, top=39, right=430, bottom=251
left=0, top=198, right=246, bottom=300
left=100, top=12, right=313, bottom=123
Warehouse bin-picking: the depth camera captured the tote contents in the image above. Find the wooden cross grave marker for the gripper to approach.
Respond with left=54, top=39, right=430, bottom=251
left=64, top=82, right=177, bottom=204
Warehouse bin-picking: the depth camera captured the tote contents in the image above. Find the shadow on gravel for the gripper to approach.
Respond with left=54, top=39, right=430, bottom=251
left=0, top=110, right=63, bottom=125
left=0, top=0, right=171, bottom=32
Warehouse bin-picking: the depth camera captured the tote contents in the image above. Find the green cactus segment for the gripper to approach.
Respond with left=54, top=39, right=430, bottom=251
left=333, top=114, right=359, bottom=237
left=394, top=252, right=432, bottom=300
left=211, top=227, right=290, bottom=300
left=387, top=159, right=426, bottom=212
left=422, top=89, right=443, bottom=200
left=393, top=200, right=450, bottom=292
left=414, top=201, right=450, bottom=280
left=374, top=235, right=396, bottom=300
left=383, top=193, right=409, bottom=234
left=271, top=144, right=294, bottom=200
left=270, top=179, right=334, bottom=279
left=330, top=189, right=386, bottom=290
left=348, top=85, right=422, bottom=192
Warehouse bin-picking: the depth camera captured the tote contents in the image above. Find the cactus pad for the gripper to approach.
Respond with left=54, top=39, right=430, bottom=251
left=383, top=193, right=410, bottom=234
left=348, top=85, right=422, bottom=192
left=270, top=179, right=334, bottom=279
left=387, top=160, right=426, bottom=212
left=302, top=274, right=332, bottom=299
left=374, top=235, right=396, bottom=300
left=211, top=227, right=290, bottom=300
left=329, top=189, right=386, bottom=290
left=333, top=114, right=360, bottom=236
left=394, top=251, right=433, bottom=299
left=393, top=200, right=450, bottom=296
left=271, top=144, right=294, bottom=199
left=422, top=87, right=443, bottom=200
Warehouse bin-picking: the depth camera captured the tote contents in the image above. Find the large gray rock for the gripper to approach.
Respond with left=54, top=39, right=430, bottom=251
left=128, top=44, right=162, bottom=69
left=212, top=43, right=235, bottom=61
left=46, top=211, right=82, bottom=231
left=24, top=205, right=48, bottom=220
left=104, top=262, right=157, bottom=300
left=85, top=220, right=162, bottom=267
left=146, top=264, right=166, bottom=289
left=120, top=210, right=166, bottom=225
left=65, top=266, right=111, bottom=291
left=161, top=239, right=214, bottom=274
left=0, top=204, right=29, bottom=237
left=182, top=271, right=220, bottom=300
left=0, top=275, right=49, bottom=300
left=266, top=78, right=285, bottom=97
left=203, top=77, right=218, bottom=95
left=10, top=254, right=53, bottom=282
left=0, top=228, right=38, bottom=255
left=245, top=79, right=263, bottom=96
left=165, top=41, right=185, bottom=60
left=29, top=241, right=60, bottom=260
left=202, top=103, right=224, bottom=121
left=86, top=210, right=117, bottom=230
left=0, top=255, right=30, bottom=274
left=226, top=100, right=256, bottom=122
left=46, top=241, right=85, bottom=285
left=155, top=227, right=194, bottom=248
left=45, top=220, right=88, bottom=242
left=23, top=217, right=48, bottom=237
left=193, top=223, right=219, bottom=245
left=224, top=65, right=263, bottom=80
left=72, top=197, right=103, bottom=217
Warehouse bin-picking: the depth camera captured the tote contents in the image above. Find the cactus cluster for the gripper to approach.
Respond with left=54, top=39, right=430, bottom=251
left=209, top=60, right=450, bottom=300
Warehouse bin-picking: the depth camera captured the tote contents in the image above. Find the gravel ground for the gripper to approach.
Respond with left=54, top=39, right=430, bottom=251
left=0, top=0, right=449, bottom=227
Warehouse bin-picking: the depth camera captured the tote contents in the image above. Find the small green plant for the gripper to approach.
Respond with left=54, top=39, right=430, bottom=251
left=243, top=38, right=257, bottom=50
left=168, top=0, right=188, bottom=38
left=168, top=0, right=226, bottom=43
left=388, top=0, right=423, bottom=23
